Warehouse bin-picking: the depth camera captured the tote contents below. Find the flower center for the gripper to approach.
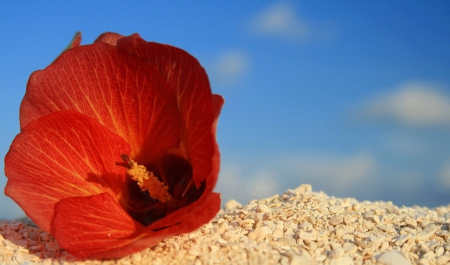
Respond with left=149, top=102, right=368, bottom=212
left=121, top=154, right=172, bottom=203
left=118, top=153, right=205, bottom=226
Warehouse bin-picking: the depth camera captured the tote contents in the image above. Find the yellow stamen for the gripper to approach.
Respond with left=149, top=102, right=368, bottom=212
left=126, top=159, right=172, bottom=203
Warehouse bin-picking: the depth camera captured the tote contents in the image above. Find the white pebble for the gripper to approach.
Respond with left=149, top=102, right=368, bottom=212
left=294, top=184, right=312, bottom=193
left=329, top=256, right=354, bottom=265
left=373, top=215, right=381, bottom=224
left=329, top=205, right=344, bottom=214
left=415, top=224, right=438, bottom=241
left=224, top=199, right=242, bottom=211
left=404, top=217, right=417, bottom=227
left=376, top=250, right=412, bottom=265
left=287, top=250, right=312, bottom=265
left=273, top=229, right=283, bottom=238
left=298, top=231, right=317, bottom=241
left=248, top=226, right=270, bottom=242
left=327, top=247, right=344, bottom=259
left=343, top=242, right=357, bottom=255
left=437, top=255, right=450, bottom=265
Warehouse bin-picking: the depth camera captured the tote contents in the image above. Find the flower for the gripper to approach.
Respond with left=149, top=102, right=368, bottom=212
left=4, top=32, right=224, bottom=259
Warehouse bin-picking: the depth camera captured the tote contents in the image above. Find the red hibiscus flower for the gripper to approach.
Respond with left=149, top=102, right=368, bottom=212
left=4, top=32, right=224, bottom=259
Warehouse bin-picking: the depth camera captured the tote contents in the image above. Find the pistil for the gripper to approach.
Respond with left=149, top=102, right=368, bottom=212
left=120, top=154, right=172, bottom=203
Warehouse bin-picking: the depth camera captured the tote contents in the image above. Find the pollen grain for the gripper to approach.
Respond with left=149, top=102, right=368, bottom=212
left=126, top=159, right=172, bottom=203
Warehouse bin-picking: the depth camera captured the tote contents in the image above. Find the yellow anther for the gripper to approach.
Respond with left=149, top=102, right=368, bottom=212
left=126, top=159, right=172, bottom=203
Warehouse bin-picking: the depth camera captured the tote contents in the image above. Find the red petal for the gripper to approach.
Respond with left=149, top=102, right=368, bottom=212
left=52, top=192, right=220, bottom=259
left=171, top=192, right=221, bottom=232
left=146, top=95, right=223, bottom=230
left=20, top=42, right=180, bottom=165
left=116, top=34, right=218, bottom=186
left=52, top=193, right=145, bottom=258
left=212, top=94, right=225, bottom=135
left=4, top=111, right=130, bottom=232
left=70, top=32, right=82, bottom=48
left=94, top=32, right=124, bottom=46
left=147, top=191, right=221, bottom=231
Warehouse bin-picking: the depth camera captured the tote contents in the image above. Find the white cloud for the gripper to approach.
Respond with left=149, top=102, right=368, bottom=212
left=247, top=170, right=281, bottom=199
left=381, top=132, right=429, bottom=156
left=281, top=153, right=377, bottom=192
left=216, top=152, right=377, bottom=205
left=248, top=2, right=340, bottom=43
left=389, top=170, right=423, bottom=195
left=249, top=2, right=310, bottom=42
left=438, top=160, right=450, bottom=190
left=213, top=50, right=250, bottom=86
left=216, top=163, right=281, bottom=205
left=359, top=82, right=450, bottom=126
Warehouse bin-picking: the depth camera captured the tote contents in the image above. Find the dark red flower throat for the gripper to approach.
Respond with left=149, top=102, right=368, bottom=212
left=124, top=154, right=205, bottom=226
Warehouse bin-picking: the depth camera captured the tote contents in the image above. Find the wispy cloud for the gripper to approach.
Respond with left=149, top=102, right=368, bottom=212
left=249, top=2, right=310, bottom=42
left=214, top=50, right=250, bottom=85
left=380, top=131, right=429, bottom=156
left=247, top=170, right=282, bottom=199
left=216, top=152, right=377, bottom=204
left=438, top=159, right=450, bottom=190
left=247, top=1, right=340, bottom=43
left=216, top=163, right=281, bottom=205
left=280, top=153, right=377, bottom=193
left=358, top=81, right=450, bottom=127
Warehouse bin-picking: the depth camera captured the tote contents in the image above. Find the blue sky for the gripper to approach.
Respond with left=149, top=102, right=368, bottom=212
left=1, top=1, right=450, bottom=219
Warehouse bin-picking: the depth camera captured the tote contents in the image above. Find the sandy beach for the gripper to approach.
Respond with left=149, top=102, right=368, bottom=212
left=1, top=184, right=449, bottom=265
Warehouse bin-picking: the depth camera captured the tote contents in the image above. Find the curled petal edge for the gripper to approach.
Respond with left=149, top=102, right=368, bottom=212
left=53, top=192, right=220, bottom=259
